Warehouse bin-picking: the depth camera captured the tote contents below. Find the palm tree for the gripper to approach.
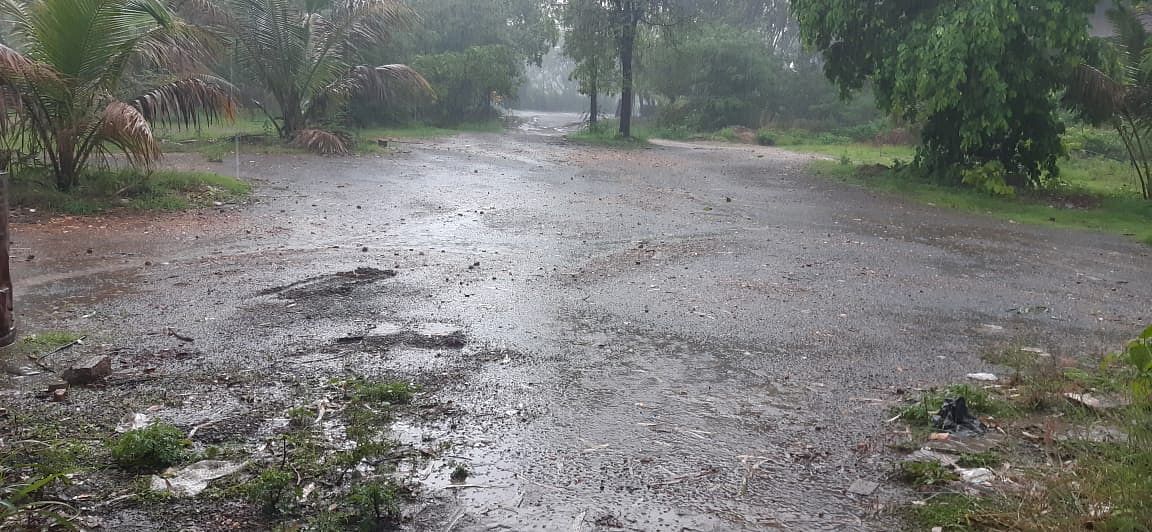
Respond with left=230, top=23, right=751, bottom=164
left=227, top=0, right=431, bottom=154
left=0, top=0, right=236, bottom=191
left=1066, top=2, right=1152, bottom=199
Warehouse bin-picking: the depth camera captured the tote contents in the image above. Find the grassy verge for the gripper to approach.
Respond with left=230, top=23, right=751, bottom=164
left=891, top=327, right=1152, bottom=530
left=566, top=120, right=652, bottom=148
left=0, top=375, right=423, bottom=530
left=155, top=117, right=504, bottom=159
left=10, top=168, right=251, bottom=215
left=807, top=156, right=1152, bottom=244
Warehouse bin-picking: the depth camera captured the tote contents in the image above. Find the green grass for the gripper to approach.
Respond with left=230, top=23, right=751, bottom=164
left=895, top=384, right=1013, bottom=426
left=155, top=117, right=504, bottom=158
left=351, top=380, right=416, bottom=405
left=894, top=325, right=1152, bottom=531
left=807, top=154, right=1152, bottom=245
left=10, top=168, right=250, bottom=214
left=897, top=460, right=960, bottom=486
left=567, top=121, right=651, bottom=148
left=903, top=494, right=983, bottom=531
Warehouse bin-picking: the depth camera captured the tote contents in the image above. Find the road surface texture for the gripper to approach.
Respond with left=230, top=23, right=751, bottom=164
left=4, top=111, right=1150, bottom=530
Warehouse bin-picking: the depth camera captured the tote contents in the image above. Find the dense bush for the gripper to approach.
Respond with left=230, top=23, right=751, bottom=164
left=646, top=27, right=780, bottom=131
left=410, top=45, right=523, bottom=124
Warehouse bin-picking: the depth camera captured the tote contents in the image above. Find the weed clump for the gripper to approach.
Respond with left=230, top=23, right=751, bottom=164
left=352, top=380, right=416, bottom=404
left=109, top=424, right=189, bottom=471
left=895, top=384, right=1011, bottom=425
left=897, top=461, right=958, bottom=487
left=349, top=479, right=404, bottom=527
left=244, top=467, right=297, bottom=515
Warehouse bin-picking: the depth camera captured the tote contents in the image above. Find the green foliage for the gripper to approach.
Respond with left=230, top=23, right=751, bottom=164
left=227, top=0, right=430, bottom=145
left=351, top=380, right=416, bottom=404
left=897, top=460, right=959, bottom=487
left=902, top=494, right=982, bottom=530
left=801, top=141, right=1152, bottom=243
left=0, top=0, right=234, bottom=190
left=793, top=0, right=1099, bottom=188
left=1065, top=3, right=1152, bottom=199
left=0, top=473, right=74, bottom=529
left=348, top=479, right=403, bottom=529
left=960, top=161, right=1016, bottom=197
left=1064, top=125, right=1130, bottom=161
left=647, top=26, right=780, bottom=131
left=1121, top=325, right=1152, bottom=402
left=755, top=130, right=775, bottom=146
left=109, top=424, right=189, bottom=471
left=354, top=0, right=555, bottom=127
left=411, top=45, right=522, bottom=124
left=896, top=384, right=1010, bottom=426
left=10, top=168, right=250, bottom=214
left=244, top=467, right=296, bottom=515
left=955, top=452, right=1004, bottom=469
left=568, top=121, right=650, bottom=148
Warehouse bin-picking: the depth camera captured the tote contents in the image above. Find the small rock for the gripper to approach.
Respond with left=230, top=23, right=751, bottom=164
left=847, top=479, right=879, bottom=496
left=60, top=355, right=112, bottom=385
left=966, top=373, right=998, bottom=382
left=928, top=432, right=950, bottom=442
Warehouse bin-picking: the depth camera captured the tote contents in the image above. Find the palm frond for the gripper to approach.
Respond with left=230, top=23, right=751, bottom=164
left=100, top=100, right=162, bottom=166
left=291, top=128, right=348, bottom=155
left=130, top=77, right=237, bottom=128
left=345, top=64, right=433, bottom=101
left=1065, top=63, right=1127, bottom=125
left=305, top=64, right=431, bottom=124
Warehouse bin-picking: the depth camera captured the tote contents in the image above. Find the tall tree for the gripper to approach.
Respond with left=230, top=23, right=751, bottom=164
left=793, top=0, right=1098, bottom=188
left=563, top=0, right=617, bottom=126
left=227, top=0, right=431, bottom=152
left=0, top=0, right=235, bottom=190
left=562, top=0, right=694, bottom=138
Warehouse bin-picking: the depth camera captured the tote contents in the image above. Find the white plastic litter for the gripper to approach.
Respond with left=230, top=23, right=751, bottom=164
left=150, top=461, right=245, bottom=496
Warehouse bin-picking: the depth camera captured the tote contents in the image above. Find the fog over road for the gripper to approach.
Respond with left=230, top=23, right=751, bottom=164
left=8, top=111, right=1149, bottom=530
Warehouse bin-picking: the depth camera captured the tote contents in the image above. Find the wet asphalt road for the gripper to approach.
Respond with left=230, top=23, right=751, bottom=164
left=7, top=111, right=1151, bottom=530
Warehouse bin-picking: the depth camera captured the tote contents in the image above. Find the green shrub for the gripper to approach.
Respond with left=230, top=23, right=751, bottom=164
left=755, top=130, right=775, bottom=146
left=349, top=479, right=403, bottom=528
left=244, top=467, right=297, bottom=515
left=961, top=161, right=1016, bottom=197
left=109, top=424, right=189, bottom=471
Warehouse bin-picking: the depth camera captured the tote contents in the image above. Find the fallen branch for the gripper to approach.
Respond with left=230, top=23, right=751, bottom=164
left=165, top=327, right=194, bottom=343
left=28, top=335, right=89, bottom=370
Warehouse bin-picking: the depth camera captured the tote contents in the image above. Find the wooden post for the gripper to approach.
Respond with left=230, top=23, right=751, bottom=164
left=0, top=156, right=15, bottom=347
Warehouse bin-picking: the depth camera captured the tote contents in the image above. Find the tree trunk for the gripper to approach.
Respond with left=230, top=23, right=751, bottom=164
left=589, top=83, right=598, bottom=127
left=0, top=156, right=15, bottom=347
left=618, top=1, right=638, bottom=138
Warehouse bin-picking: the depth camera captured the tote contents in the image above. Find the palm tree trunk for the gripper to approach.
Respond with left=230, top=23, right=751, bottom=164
left=1116, top=117, right=1150, bottom=200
